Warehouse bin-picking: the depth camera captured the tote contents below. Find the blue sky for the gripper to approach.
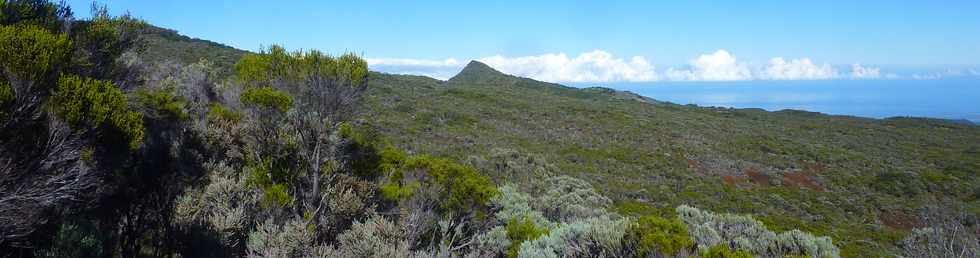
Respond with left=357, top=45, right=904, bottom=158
left=67, top=0, right=980, bottom=82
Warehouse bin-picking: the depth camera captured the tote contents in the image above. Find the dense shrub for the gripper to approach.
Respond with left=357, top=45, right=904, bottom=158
left=246, top=218, right=314, bottom=257
left=51, top=74, right=144, bottom=148
left=325, top=216, right=419, bottom=258
left=872, top=170, right=925, bottom=197
left=208, top=103, right=242, bottom=123
left=385, top=155, right=498, bottom=216
left=0, top=0, right=71, bottom=31
left=261, top=183, right=294, bottom=208
left=240, top=86, right=292, bottom=112
left=0, top=80, right=11, bottom=107
left=0, top=24, right=71, bottom=83
left=700, top=244, right=754, bottom=258
left=506, top=216, right=549, bottom=257
left=900, top=206, right=979, bottom=258
left=35, top=222, right=105, bottom=258
left=518, top=215, right=630, bottom=257
left=492, top=184, right=552, bottom=228
left=531, top=175, right=613, bottom=222
left=627, top=215, right=694, bottom=256
left=174, top=162, right=256, bottom=249
left=676, top=205, right=840, bottom=258
left=136, top=87, right=188, bottom=121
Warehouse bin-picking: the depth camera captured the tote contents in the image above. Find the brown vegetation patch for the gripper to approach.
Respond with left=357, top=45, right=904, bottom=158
left=782, top=170, right=824, bottom=192
left=722, top=175, right=738, bottom=185
left=881, top=211, right=920, bottom=231
left=745, top=168, right=772, bottom=186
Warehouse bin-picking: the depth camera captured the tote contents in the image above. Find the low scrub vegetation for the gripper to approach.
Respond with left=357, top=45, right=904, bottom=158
left=0, top=1, right=977, bottom=257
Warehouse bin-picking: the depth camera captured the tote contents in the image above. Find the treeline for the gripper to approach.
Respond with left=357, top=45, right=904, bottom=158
left=0, top=1, right=975, bottom=257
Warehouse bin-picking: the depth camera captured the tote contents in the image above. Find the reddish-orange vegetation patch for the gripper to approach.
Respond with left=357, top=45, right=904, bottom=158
left=722, top=175, right=738, bottom=185
left=745, top=168, right=772, bottom=186
left=806, top=163, right=826, bottom=173
left=685, top=157, right=699, bottom=169
left=782, top=170, right=824, bottom=192
left=881, top=211, right=920, bottom=231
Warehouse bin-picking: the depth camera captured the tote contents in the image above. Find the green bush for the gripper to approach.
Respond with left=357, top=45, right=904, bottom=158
left=35, top=222, right=104, bottom=258
left=384, top=154, right=497, bottom=216
left=404, top=155, right=498, bottom=214
left=0, top=24, right=71, bottom=83
left=0, top=80, right=11, bottom=108
left=628, top=215, right=694, bottom=256
left=207, top=103, right=241, bottom=123
left=506, top=217, right=549, bottom=258
left=235, top=45, right=367, bottom=89
left=70, top=9, right=145, bottom=77
left=0, top=0, right=71, bottom=30
left=50, top=74, right=144, bottom=148
left=676, top=205, right=840, bottom=258
left=136, top=88, right=188, bottom=121
left=700, top=244, right=753, bottom=258
left=379, top=181, right=417, bottom=201
left=261, top=183, right=293, bottom=208
left=240, top=86, right=292, bottom=112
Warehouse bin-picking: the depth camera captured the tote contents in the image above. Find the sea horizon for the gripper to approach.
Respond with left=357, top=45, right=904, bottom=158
left=569, top=78, right=980, bottom=123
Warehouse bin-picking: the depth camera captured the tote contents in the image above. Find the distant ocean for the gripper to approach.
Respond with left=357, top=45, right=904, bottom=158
left=570, top=79, right=980, bottom=123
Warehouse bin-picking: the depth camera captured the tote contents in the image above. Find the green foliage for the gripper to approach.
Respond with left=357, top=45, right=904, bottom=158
left=0, top=80, right=11, bottom=107
left=505, top=217, right=548, bottom=258
left=0, top=24, right=71, bottom=83
left=341, top=123, right=386, bottom=178
left=207, top=103, right=241, bottom=123
left=872, top=170, right=924, bottom=197
left=358, top=64, right=980, bottom=256
left=234, top=45, right=368, bottom=90
left=261, top=183, right=293, bottom=208
left=379, top=181, right=417, bottom=201
left=382, top=152, right=497, bottom=217
left=0, top=0, right=71, bottom=30
left=517, top=216, right=630, bottom=257
left=676, top=205, right=840, bottom=258
left=627, top=215, right=694, bottom=256
left=136, top=88, right=188, bottom=121
left=334, top=52, right=369, bottom=86
left=50, top=74, right=144, bottom=148
left=403, top=155, right=498, bottom=214
left=378, top=145, right=407, bottom=173
left=240, top=86, right=292, bottom=112
left=69, top=5, right=145, bottom=78
left=35, top=221, right=104, bottom=258
left=700, top=244, right=753, bottom=258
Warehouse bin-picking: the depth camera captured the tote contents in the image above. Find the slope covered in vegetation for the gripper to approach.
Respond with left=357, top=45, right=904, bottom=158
left=1, top=1, right=977, bottom=257
left=364, top=61, right=980, bottom=256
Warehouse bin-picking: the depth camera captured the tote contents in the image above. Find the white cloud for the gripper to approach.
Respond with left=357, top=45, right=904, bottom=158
left=366, top=58, right=463, bottom=80
left=366, top=49, right=896, bottom=82
left=477, top=50, right=658, bottom=82
left=762, top=57, right=838, bottom=80
left=849, top=64, right=881, bottom=79
left=366, top=57, right=460, bottom=67
left=664, top=50, right=753, bottom=81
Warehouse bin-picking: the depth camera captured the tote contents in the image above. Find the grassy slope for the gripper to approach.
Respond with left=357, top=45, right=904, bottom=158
left=140, top=28, right=979, bottom=256
left=363, top=62, right=980, bottom=257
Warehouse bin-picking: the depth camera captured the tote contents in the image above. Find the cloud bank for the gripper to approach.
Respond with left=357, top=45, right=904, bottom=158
left=762, top=57, right=838, bottom=80
left=368, top=49, right=895, bottom=82
left=366, top=58, right=462, bottom=80
left=665, top=50, right=753, bottom=81
left=477, top=50, right=658, bottom=82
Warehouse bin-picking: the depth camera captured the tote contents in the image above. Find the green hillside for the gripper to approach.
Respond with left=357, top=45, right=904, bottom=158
left=133, top=29, right=980, bottom=256
left=3, top=2, right=977, bottom=256
left=362, top=61, right=980, bottom=256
